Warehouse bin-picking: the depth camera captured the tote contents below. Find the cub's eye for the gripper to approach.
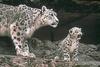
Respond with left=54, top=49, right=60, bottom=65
left=70, top=30, right=72, bottom=33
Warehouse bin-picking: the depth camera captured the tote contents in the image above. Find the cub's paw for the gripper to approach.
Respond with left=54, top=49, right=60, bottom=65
left=64, top=57, right=70, bottom=62
left=73, top=57, right=78, bottom=62
left=54, top=56, right=59, bottom=61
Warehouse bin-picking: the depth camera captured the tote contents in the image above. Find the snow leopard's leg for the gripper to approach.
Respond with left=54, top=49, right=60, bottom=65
left=63, top=48, right=70, bottom=62
left=72, top=48, right=78, bottom=62
left=10, top=23, right=36, bottom=58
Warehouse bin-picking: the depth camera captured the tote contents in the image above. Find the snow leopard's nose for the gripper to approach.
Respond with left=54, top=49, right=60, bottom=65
left=77, top=33, right=82, bottom=38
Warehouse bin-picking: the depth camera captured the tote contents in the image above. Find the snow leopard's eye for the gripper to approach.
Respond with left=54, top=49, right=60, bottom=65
left=69, top=30, right=72, bottom=33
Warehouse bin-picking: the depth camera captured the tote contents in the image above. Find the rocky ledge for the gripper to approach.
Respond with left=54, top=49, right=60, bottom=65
left=0, top=55, right=100, bottom=67
left=0, top=38, right=100, bottom=67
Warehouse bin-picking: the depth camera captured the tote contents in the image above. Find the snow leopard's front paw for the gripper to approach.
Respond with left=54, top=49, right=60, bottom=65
left=64, top=57, right=70, bottom=62
left=54, top=56, right=60, bottom=61
left=17, top=51, right=36, bottom=58
left=73, top=57, right=78, bottom=62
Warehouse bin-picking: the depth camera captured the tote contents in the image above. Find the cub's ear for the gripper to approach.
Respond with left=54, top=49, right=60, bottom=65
left=41, top=6, right=47, bottom=13
left=50, top=9, right=53, bottom=10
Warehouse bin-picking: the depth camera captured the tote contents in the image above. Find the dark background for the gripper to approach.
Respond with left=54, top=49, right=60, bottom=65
left=0, top=0, right=100, bottom=44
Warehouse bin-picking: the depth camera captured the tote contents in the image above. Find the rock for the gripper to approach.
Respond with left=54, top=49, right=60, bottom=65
left=79, top=43, right=100, bottom=61
left=0, top=55, right=35, bottom=67
left=88, top=44, right=97, bottom=50
left=0, top=55, right=100, bottom=67
left=28, top=38, right=100, bottom=61
left=28, top=38, right=58, bottom=58
left=97, top=44, right=100, bottom=51
left=29, top=38, right=44, bottom=48
left=0, top=38, right=100, bottom=67
left=43, top=40, right=57, bottom=50
left=78, top=54, right=95, bottom=61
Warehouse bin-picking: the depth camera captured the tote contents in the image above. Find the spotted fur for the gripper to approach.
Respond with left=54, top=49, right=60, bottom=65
left=0, top=4, right=59, bottom=57
left=58, top=27, right=82, bottom=62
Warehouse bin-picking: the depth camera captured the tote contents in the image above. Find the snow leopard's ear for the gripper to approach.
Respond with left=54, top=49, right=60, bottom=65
left=50, top=9, right=53, bottom=10
left=41, top=6, right=47, bottom=13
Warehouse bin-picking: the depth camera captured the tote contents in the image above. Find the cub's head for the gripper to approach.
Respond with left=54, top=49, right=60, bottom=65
left=40, top=6, right=59, bottom=28
left=69, top=27, right=82, bottom=40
